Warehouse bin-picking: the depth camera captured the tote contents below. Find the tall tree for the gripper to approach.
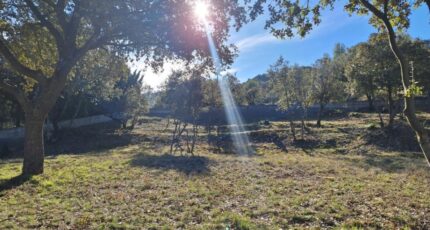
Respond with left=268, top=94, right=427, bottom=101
left=251, top=0, right=430, bottom=166
left=0, top=0, right=246, bottom=175
left=345, top=43, right=378, bottom=111
left=311, top=54, right=345, bottom=127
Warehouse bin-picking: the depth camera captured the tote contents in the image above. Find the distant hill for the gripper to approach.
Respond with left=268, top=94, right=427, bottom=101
left=245, top=74, right=268, bottom=84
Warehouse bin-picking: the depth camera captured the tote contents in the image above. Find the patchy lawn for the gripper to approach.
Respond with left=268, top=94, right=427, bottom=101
left=1, top=114, right=429, bottom=229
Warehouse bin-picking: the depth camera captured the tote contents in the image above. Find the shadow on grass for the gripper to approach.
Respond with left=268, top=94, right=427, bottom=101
left=346, top=152, right=428, bottom=172
left=46, top=123, right=135, bottom=155
left=0, top=174, right=31, bottom=193
left=130, top=153, right=211, bottom=175
left=1, top=122, right=139, bottom=159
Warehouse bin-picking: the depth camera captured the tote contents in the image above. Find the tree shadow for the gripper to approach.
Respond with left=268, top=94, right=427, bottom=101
left=1, top=122, right=139, bottom=159
left=130, top=153, right=211, bottom=175
left=0, top=174, right=31, bottom=193
left=346, top=152, right=428, bottom=173
left=249, top=131, right=288, bottom=152
left=291, top=137, right=338, bottom=155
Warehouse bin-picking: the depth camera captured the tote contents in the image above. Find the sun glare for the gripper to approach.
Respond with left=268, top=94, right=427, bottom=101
left=194, top=1, right=209, bottom=21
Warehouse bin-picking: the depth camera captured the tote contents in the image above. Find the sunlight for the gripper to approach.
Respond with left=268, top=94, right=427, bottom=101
left=194, top=1, right=209, bottom=21
left=195, top=1, right=254, bottom=155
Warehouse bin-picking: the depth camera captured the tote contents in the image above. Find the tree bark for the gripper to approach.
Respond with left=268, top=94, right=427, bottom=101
left=316, top=103, right=324, bottom=127
left=366, top=94, right=375, bottom=112
left=22, top=112, right=46, bottom=175
left=387, top=85, right=395, bottom=127
left=378, top=108, right=385, bottom=128
left=289, top=119, right=296, bottom=141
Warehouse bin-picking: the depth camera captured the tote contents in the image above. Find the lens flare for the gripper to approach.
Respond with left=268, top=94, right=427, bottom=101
left=194, top=1, right=209, bottom=21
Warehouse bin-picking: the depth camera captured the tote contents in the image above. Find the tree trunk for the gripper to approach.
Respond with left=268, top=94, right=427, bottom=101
left=301, top=119, right=305, bottom=140
left=316, top=103, right=324, bottom=127
left=301, top=106, right=306, bottom=139
left=22, top=112, right=46, bottom=175
left=375, top=10, right=430, bottom=166
left=378, top=108, right=385, bottom=129
left=366, top=94, right=375, bottom=112
left=13, top=103, right=23, bottom=128
left=387, top=85, right=395, bottom=127
left=289, top=119, right=296, bottom=141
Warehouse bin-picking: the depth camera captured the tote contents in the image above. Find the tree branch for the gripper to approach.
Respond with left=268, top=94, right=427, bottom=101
left=0, top=81, right=30, bottom=110
left=23, top=0, right=64, bottom=49
left=55, top=0, right=68, bottom=29
left=359, top=0, right=386, bottom=19
left=0, top=38, right=47, bottom=85
left=65, top=0, right=83, bottom=46
left=383, top=0, right=388, bottom=15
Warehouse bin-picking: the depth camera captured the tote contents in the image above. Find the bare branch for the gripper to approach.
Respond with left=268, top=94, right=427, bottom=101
left=0, top=38, right=47, bottom=85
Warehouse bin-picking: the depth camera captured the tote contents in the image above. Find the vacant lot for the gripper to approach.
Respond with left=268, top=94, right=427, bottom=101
left=1, top=114, right=429, bottom=229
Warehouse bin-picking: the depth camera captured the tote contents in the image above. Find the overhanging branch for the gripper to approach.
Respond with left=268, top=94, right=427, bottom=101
left=0, top=39, right=48, bottom=85
left=23, top=0, right=64, bottom=49
left=0, top=81, right=30, bottom=110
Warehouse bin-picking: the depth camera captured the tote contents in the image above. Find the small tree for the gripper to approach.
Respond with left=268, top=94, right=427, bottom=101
left=345, top=43, right=379, bottom=111
left=311, top=54, right=346, bottom=127
left=162, top=68, right=205, bottom=155
left=269, top=57, right=312, bottom=140
left=111, top=71, right=147, bottom=129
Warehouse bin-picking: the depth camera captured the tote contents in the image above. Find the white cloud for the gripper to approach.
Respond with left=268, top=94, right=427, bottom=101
left=235, top=33, right=279, bottom=51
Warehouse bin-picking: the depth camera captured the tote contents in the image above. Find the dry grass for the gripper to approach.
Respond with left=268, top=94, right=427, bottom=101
left=0, top=113, right=429, bottom=229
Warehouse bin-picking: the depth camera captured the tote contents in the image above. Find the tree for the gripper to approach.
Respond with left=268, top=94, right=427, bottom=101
left=162, top=69, right=204, bottom=155
left=311, top=54, right=346, bottom=127
left=345, top=42, right=379, bottom=111
left=368, top=34, right=401, bottom=127
left=0, top=0, right=246, bottom=175
left=242, top=79, right=262, bottom=106
left=108, top=70, right=147, bottom=129
left=48, top=49, right=129, bottom=140
left=269, top=57, right=312, bottom=140
left=251, top=0, right=430, bottom=165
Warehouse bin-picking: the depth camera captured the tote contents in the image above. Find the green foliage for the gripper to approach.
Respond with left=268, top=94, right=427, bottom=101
left=161, top=70, right=204, bottom=120
left=405, top=81, right=424, bottom=98
left=111, top=70, right=148, bottom=129
left=268, top=57, right=313, bottom=111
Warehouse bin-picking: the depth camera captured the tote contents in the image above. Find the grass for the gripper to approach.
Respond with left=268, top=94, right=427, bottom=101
left=0, top=114, right=429, bottom=229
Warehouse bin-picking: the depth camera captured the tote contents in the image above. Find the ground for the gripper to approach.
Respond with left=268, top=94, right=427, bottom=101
left=0, top=114, right=429, bottom=229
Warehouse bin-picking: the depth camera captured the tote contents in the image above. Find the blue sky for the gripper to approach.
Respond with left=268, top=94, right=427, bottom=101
left=229, top=3, right=430, bottom=82
left=140, top=3, right=429, bottom=88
